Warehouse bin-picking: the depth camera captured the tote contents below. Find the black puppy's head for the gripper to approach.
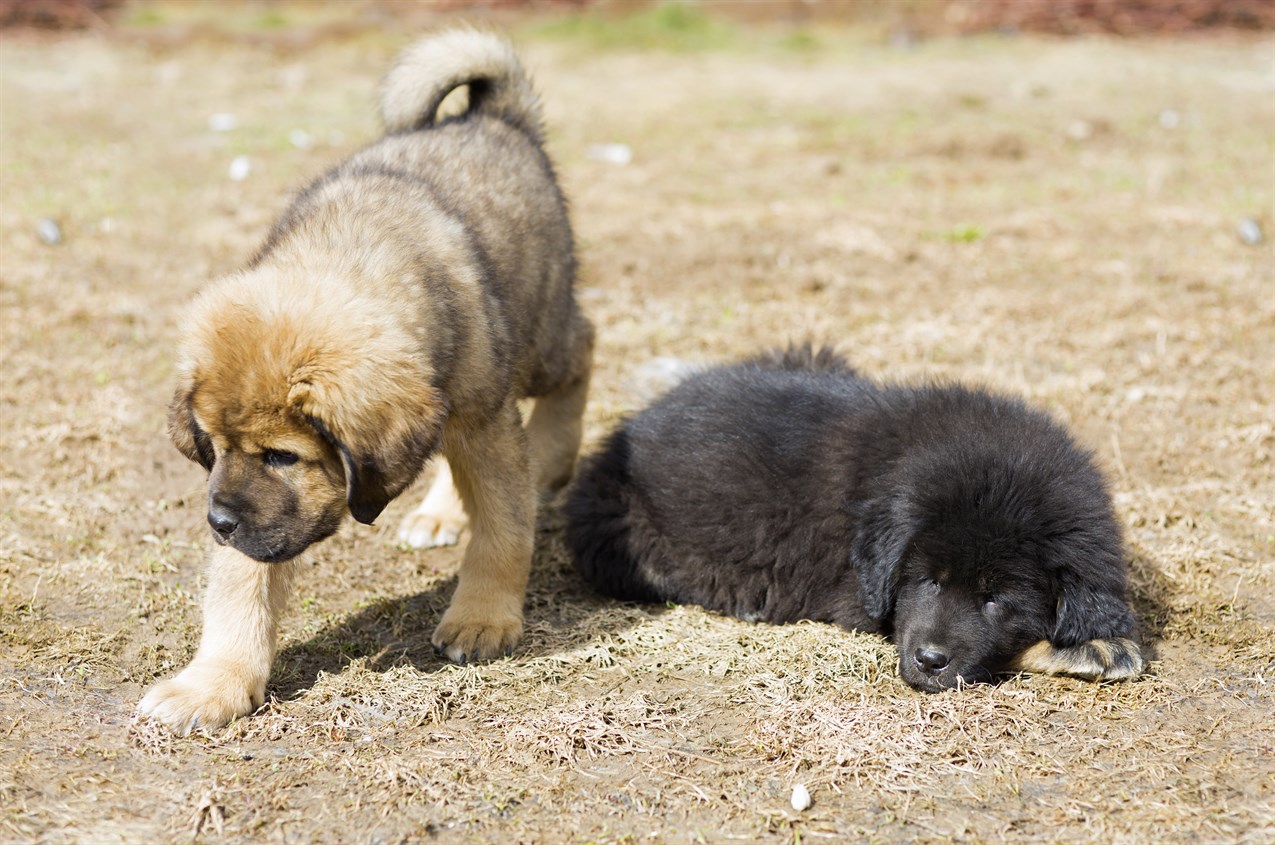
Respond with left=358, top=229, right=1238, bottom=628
left=890, top=529, right=1055, bottom=692
left=854, top=411, right=1139, bottom=692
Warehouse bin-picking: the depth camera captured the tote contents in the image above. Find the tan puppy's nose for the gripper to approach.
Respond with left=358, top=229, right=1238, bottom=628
left=207, top=504, right=239, bottom=541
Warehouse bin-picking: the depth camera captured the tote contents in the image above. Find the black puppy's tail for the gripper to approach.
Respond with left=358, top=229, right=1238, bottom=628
left=565, top=428, right=665, bottom=603
left=748, top=342, right=856, bottom=375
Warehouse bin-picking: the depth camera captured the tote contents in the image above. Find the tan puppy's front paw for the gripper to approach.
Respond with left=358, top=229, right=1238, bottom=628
left=398, top=460, right=469, bottom=549
left=432, top=601, right=523, bottom=663
left=397, top=506, right=467, bottom=549
left=138, top=661, right=266, bottom=735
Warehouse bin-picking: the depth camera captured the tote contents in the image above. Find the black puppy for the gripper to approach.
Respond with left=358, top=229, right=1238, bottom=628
left=566, top=346, right=1144, bottom=692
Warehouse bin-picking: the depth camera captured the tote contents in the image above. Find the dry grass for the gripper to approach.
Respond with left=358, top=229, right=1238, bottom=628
left=1, top=5, right=1272, bottom=843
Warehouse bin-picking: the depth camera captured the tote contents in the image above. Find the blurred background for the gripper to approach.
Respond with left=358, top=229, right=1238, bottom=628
left=3, top=0, right=1274, bottom=38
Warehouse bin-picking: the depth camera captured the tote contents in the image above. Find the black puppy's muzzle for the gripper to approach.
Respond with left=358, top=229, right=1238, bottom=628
left=914, top=647, right=950, bottom=676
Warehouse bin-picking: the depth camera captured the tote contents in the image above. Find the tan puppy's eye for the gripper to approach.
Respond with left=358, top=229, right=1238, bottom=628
left=263, top=449, right=300, bottom=468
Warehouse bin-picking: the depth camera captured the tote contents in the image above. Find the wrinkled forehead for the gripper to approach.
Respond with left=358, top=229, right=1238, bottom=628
left=189, top=385, right=315, bottom=451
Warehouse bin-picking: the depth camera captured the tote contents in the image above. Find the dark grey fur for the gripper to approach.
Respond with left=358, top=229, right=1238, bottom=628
left=566, top=345, right=1140, bottom=692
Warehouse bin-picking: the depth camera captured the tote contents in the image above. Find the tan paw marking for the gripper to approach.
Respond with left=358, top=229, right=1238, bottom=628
left=1012, top=637, right=1145, bottom=681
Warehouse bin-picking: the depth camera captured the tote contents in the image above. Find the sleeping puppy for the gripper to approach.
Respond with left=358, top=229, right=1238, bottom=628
left=565, top=346, right=1143, bottom=692
left=139, top=30, right=593, bottom=734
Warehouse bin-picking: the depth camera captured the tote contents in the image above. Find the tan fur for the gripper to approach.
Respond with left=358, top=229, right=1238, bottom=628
left=432, top=403, right=538, bottom=658
left=396, top=323, right=592, bottom=548
left=398, top=459, right=469, bottom=548
left=381, top=28, right=541, bottom=138
left=1010, top=637, right=1145, bottom=682
left=140, top=30, right=593, bottom=732
left=526, top=365, right=591, bottom=491
left=138, top=547, right=299, bottom=734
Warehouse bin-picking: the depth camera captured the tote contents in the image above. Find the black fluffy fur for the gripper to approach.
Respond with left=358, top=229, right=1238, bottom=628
left=565, top=345, right=1140, bottom=692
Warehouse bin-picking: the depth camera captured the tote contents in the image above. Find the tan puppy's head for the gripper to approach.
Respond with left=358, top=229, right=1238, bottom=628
left=169, top=271, right=445, bottom=562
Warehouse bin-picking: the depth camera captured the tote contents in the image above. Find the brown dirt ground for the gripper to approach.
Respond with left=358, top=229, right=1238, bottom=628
left=1, top=6, right=1272, bottom=844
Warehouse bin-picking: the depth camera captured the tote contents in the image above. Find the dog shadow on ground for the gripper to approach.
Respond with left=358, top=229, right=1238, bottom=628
left=269, top=510, right=661, bottom=702
left=270, top=509, right=1178, bottom=701
left=1126, top=546, right=1175, bottom=667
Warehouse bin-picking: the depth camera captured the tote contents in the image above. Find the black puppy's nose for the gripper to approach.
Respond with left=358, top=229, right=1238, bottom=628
left=208, top=505, right=239, bottom=540
left=914, top=647, right=950, bottom=676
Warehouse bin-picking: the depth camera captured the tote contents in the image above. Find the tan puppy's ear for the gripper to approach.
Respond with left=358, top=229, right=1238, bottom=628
left=168, top=384, right=215, bottom=470
left=289, top=369, right=446, bottom=525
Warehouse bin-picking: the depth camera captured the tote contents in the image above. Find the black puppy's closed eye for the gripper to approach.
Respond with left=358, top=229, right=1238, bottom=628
left=263, top=449, right=300, bottom=468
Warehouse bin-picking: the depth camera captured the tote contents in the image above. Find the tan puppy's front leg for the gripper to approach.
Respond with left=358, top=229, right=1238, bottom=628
left=139, top=545, right=297, bottom=734
left=432, top=404, right=535, bottom=662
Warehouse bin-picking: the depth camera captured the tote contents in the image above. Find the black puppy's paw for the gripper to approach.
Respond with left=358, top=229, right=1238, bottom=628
left=1011, top=637, right=1144, bottom=681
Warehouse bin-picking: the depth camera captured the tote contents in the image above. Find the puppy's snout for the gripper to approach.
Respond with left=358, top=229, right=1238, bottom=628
left=208, top=503, right=240, bottom=540
left=914, top=647, right=950, bottom=676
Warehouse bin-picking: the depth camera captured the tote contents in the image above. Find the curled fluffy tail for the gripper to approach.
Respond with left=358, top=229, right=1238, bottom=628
left=381, top=29, right=542, bottom=139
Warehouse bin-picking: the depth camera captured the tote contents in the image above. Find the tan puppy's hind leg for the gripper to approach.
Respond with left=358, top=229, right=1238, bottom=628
left=432, top=404, right=535, bottom=662
left=139, top=545, right=297, bottom=734
left=397, top=458, right=469, bottom=549
left=526, top=367, right=591, bottom=494
left=527, top=318, right=593, bottom=493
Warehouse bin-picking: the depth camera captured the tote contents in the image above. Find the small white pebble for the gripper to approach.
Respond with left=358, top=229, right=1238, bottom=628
left=586, top=143, right=632, bottom=166
left=36, top=217, right=63, bottom=245
left=228, top=155, right=251, bottom=181
left=1238, top=217, right=1263, bottom=245
left=1066, top=119, right=1092, bottom=141
left=790, top=784, right=812, bottom=811
left=208, top=112, right=238, bottom=132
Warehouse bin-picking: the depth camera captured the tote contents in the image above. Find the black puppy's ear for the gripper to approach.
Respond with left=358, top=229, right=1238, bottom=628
left=1011, top=551, right=1145, bottom=682
left=851, top=495, right=913, bottom=621
left=289, top=377, right=445, bottom=526
left=1053, top=574, right=1137, bottom=647
left=168, top=386, right=214, bottom=470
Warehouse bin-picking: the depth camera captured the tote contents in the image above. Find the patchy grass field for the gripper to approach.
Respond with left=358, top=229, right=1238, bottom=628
left=2, top=6, right=1272, bottom=843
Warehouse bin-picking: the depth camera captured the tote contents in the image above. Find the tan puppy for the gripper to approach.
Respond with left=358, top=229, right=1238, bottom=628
left=140, top=30, right=593, bottom=734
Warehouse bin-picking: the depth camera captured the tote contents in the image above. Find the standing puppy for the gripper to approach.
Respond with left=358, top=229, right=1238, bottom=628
left=140, top=30, right=593, bottom=734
